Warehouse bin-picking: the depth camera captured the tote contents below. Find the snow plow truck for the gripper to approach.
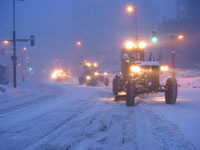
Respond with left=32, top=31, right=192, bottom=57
left=112, top=41, right=177, bottom=106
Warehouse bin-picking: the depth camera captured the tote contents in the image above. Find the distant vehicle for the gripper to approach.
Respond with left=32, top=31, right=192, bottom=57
left=113, top=41, right=177, bottom=106
left=79, top=61, right=109, bottom=86
left=51, top=69, right=71, bottom=82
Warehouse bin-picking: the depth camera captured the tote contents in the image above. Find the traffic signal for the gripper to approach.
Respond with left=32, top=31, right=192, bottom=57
left=152, top=30, right=158, bottom=43
left=30, top=35, right=35, bottom=46
left=28, top=67, right=33, bottom=72
left=28, top=67, right=34, bottom=74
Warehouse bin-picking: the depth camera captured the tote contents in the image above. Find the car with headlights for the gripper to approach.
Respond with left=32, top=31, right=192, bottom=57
left=51, top=69, right=71, bottom=82
left=79, top=61, right=109, bottom=86
left=113, top=41, right=177, bottom=106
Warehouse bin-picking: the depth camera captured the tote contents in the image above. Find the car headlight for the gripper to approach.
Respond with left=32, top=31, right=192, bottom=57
left=160, top=65, right=169, bottom=71
left=130, top=65, right=141, bottom=73
left=86, top=76, right=91, bottom=80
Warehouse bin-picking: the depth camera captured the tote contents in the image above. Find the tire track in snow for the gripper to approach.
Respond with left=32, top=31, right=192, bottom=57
left=0, top=86, right=63, bottom=116
left=135, top=103, right=197, bottom=150
left=30, top=104, right=139, bottom=150
left=0, top=86, right=105, bottom=150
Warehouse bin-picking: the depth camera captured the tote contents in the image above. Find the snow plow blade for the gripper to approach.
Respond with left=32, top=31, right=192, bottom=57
left=115, top=95, right=126, bottom=101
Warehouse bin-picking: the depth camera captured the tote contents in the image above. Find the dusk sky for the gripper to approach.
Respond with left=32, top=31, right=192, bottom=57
left=0, top=0, right=176, bottom=78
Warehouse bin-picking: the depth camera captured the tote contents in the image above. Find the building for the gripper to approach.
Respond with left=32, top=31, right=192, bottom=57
left=177, top=0, right=200, bottom=21
left=0, top=64, right=9, bottom=85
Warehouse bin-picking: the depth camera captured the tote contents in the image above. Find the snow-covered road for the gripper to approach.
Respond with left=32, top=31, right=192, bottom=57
left=0, top=79, right=199, bottom=150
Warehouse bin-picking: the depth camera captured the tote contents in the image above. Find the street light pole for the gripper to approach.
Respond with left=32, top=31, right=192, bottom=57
left=134, top=8, right=138, bottom=43
left=126, top=5, right=139, bottom=43
left=21, top=48, right=26, bottom=82
left=169, top=33, right=184, bottom=78
left=12, top=0, right=17, bottom=88
left=171, top=35, right=176, bottom=78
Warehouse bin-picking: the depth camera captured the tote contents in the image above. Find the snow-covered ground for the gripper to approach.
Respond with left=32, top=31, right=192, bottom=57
left=0, top=70, right=199, bottom=150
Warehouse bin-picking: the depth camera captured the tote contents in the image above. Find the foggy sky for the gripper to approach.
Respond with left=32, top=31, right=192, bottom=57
left=0, top=0, right=176, bottom=79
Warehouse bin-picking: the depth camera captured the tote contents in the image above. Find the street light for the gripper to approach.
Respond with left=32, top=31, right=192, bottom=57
left=170, top=33, right=184, bottom=78
left=126, top=5, right=134, bottom=13
left=76, top=41, right=82, bottom=47
left=23, top=47, right=27, bottom=51
left=126, top=5, right=138, bottom=43
left=178, top=34, right=184, bottom=40
left=3, top=40, right=9, bottom=45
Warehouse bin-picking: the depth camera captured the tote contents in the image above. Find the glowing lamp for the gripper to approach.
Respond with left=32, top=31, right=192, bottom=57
left=130, top=65, right=141, bottom=73
left=139, top=41, right=146, bottom=49
left=160, top=65, right=169, bottom=71
left=126, top=5, right=134, bottom=13
left=125, top=41, right=135, bottom=49
left=178, top=34, right=184, bottom=40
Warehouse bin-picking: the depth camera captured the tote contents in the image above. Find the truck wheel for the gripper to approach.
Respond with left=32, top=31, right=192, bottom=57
left=88, top=79, right=98, bottom=86
left=165, top=78, right=177, bottom=104
left=113, top=77, right=119, bottom=96
left=79, top=76, right=85, bottom=85
left=126, top=80, right=135, bottom=106
left=104, top=77, right=109, bottom=86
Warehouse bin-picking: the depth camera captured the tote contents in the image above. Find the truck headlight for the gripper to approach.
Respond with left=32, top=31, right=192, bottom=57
left=130, top=65, right=141, bottom=73
left=138, top=41, right=146, bottom=49
left=86, top=76, right=91, bottom=80
left=125, top=41, right=135, bottom=49
left=51, top=73, right=57, bottom=79
left=160, top=65, right=169, bottom=71
left=94, top=72, right=99, bottom=76
left=85, top=63, right=91, bottom=67
left=93, top=63, right=98, bottom=67
left=104, top=72, right=108, bottom=76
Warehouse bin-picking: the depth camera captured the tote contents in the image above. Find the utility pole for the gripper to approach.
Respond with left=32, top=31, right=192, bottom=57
left=171, top=35, right=175, bottom=78
left=12, top=0, right=17, bottom=88
left=6, top=0, right=34, bottom=88
left=170, top=33, right=184, bottom=78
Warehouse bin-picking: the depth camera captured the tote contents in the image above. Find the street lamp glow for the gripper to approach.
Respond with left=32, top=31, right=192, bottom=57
left=126, top=5, right=134, bottom=13
left=178, top=34, right=184, bottom=40
left=139, top=41, right=146, bottom=49
left=125, top=41, right=135, bottom=49
left=77, top=41, right=82, bottom=47
left=23, top=47, right=27, bottom=51
left=3, top=40, right=9, bottom=45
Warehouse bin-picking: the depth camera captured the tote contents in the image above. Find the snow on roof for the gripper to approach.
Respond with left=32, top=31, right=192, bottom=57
left=134, top=61, right=160, bottom=66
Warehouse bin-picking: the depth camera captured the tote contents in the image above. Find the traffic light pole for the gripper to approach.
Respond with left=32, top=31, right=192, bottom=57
left=12, top=0, right=17, bottom=88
